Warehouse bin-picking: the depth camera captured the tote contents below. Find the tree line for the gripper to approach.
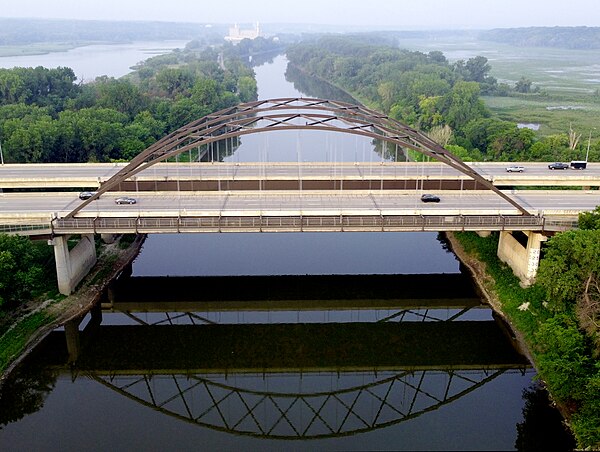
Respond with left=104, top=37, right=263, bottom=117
left=286, top=36, right=599, bottom=163
left=0, top=45, right=258, bottom=163
left=480, top=27, right=600, bottom=50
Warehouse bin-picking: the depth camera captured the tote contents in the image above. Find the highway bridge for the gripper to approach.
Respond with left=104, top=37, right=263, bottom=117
left=1, top=98, right=598, bottom=293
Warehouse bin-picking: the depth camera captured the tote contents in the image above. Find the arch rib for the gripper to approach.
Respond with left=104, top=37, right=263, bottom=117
left=67, top=97, right=531, bottom=218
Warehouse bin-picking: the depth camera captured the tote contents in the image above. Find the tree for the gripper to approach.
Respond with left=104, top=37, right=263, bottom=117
left=534, top=315, right=591, bottom=401
left=155, top=67, right=195, bottom=98
left=488, top=126, right=536, bottom=160
left=427, top=124, right=453, bottom=146
left=94, top=77, right=147, bottom=118
left=0, top=235, right=51, bottom=308
left=536, top=230, right=600, bottom=312
left=443, top=81, right=488, bottom=131
left=464, top=56, right=491, bottom=83
left=237, top=76, right=257, bottom=103
left=515, top=77, right=533, bottom=93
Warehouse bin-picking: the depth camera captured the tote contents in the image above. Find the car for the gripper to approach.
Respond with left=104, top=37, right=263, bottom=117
left=114, top=196, right=137, bottom=205
left=420, top=194, right=441, bottom=203
left=548, top=162, right=569, bottom=170
left=78, top=191, right=97, bottom=200
left=505, top=165, right=525, bottom=173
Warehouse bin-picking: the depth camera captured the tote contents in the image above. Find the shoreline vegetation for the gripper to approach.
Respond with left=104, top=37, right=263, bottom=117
left=0, top=234, right=146, bottom=389
left=446, top=231, right=599, bottom=449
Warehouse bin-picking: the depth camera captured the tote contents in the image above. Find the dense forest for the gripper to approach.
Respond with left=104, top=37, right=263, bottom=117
left=287, top=36, right=600, bottom=163
left=480, top=26, right=600, bottom=50
left=0, top=40, right=263, bottom=163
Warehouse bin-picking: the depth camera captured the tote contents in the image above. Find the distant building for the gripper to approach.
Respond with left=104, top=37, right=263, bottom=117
left=225, top=23, right=260, bottom=44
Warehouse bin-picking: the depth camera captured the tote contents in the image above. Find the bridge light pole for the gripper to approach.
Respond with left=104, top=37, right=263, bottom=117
left=586, top=128, right=595, bottom=162
left=0, top=139, right=4, bottom=165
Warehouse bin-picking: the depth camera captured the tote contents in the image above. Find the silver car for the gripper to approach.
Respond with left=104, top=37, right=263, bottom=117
left=114, top=196, right=137, bottom=205
left=505, top=166, right=525, bottom=173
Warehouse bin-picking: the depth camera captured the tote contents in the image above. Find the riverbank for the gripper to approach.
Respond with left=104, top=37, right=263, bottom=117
left=0, top=234, right=146, bottom=389
left=445, top=231, right=600, bottom=449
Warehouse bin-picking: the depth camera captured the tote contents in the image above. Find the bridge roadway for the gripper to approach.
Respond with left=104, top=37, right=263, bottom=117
left=1, top=189, right=597, bottom=234
left=1, top=161, right=600, bottom=189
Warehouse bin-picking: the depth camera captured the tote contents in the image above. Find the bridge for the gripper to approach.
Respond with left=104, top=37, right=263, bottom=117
left=1, top=98, right=599, bottom=293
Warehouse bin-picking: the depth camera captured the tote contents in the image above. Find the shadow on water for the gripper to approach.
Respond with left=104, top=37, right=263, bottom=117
left=515, top=382, right=576, bottom=451
left=0, top=271, right=533, bottom=442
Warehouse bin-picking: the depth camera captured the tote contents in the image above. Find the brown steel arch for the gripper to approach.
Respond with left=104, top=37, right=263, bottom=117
left=68, top=97, right=531, bottom=217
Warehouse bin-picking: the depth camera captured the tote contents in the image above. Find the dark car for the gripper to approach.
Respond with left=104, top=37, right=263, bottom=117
left=114, top=196, right=137, bottom=205
left=78, top=191, right=97, bottom=200
left=548, top=162, right=569, bottom=170
left=420, top=194, right=441, bottom=203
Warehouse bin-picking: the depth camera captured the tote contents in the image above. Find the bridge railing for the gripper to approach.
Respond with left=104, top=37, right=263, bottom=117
left=0, top=223, right=52, bottom=235
left=51, top=214, right=578, bottom=234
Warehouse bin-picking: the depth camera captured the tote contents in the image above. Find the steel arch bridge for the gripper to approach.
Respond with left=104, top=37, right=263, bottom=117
left=69, top=97, right=530, bottom=218
left=89, top=368, right=521, bottom=440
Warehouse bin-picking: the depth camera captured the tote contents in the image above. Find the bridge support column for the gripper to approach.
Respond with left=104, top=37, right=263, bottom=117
left=51, top=234, right=97, bottom=295
left=101, top=233, right=118, bottom=244
left=497, top=231, right=547, bottom=287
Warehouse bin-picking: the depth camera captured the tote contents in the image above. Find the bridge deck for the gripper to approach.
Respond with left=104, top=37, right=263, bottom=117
left=2, top=162, right=600, bottom=188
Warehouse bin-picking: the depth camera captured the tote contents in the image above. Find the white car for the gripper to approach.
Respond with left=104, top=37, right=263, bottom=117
left=505, top=166, right=525, bottom=173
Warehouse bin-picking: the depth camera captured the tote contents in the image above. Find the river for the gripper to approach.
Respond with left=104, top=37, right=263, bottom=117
left=0, top=40, right=189, bottom=81
left=0, top=48, right=572, bottom=451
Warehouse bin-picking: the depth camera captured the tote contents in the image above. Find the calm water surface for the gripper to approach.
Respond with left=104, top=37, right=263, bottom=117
left=0, top=40, right=189, bottom=80
left=0, top=48, right=572, bottom=452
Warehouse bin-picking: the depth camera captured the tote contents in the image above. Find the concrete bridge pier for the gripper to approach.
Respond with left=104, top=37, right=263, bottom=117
left=497, top=231, right=548, bottom=287
left=50, top=234, right=97, bottom=295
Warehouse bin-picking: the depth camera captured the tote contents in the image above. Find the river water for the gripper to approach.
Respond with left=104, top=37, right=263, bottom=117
left=0, top=40, right=189, bottom=81
left=0, top=50, right=573, bottom=451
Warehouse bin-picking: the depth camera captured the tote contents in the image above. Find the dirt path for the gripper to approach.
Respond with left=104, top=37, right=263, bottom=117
left=0, top=234, right=146, bottom=388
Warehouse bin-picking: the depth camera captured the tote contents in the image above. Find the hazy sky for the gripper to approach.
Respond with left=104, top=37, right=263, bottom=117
left=1, top=0, right=598, bottom=29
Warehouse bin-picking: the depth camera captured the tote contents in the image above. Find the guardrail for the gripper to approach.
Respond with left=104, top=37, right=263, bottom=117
left=50, top=214, right=578, bottom=234
left=0, top=223, right=52, bottom=235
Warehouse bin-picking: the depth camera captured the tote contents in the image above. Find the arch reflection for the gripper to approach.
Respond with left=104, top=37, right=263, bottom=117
left=89, top=368, right=523, bottom=439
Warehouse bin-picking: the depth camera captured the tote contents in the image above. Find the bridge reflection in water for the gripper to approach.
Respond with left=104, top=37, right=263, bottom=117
left=34, top=273, right=530, bottom=441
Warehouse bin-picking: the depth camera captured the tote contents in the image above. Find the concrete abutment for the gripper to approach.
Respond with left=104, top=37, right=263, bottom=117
left=497, top=231, right=548, bottom=287
left=50, top=234, right=97, bottom=295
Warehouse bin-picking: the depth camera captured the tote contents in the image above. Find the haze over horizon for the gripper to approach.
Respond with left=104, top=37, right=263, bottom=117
left=1, top=0, right=598, bottom=29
